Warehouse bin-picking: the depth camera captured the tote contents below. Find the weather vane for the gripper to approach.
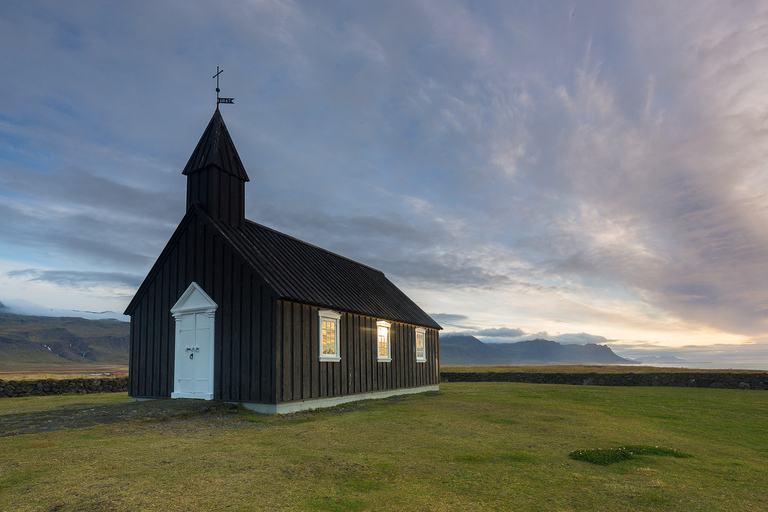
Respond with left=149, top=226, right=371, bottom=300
left=213, top=66, right=234, bottom=105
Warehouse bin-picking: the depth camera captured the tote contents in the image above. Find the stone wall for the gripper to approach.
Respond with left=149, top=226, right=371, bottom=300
left=0, top=377, right=128, bottom=398
left=3, top=372, right=766, bottom=398
left=440, top=371, right=767, bottom=390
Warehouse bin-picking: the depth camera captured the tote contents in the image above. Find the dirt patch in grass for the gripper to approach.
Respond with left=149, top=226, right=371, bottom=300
left=0, top=398, right=237, bottom=437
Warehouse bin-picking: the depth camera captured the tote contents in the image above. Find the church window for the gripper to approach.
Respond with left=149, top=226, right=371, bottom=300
left=318, top=310, right=341, bottom=362
left=377, top=320, right=391, bottom=361
left=415, top=328, right=426, bottom=362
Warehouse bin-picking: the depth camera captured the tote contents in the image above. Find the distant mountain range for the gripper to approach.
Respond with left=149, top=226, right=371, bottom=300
left=0, top=312, right=129, bottom=366
left=1, top=306, right=634, bottom=368
left=440, top=335, right=636, bottom=365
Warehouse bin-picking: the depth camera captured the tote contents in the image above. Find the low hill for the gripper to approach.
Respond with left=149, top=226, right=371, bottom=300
left=0, top=313, right=129, bottom=366
left=440, top=335, right=635, bottom=365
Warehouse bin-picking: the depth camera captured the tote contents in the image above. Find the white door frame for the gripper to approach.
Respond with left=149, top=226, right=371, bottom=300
left=170, top=282, right=217, bottom=400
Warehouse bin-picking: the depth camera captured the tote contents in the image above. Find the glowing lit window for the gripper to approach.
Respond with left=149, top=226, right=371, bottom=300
left=415, top=327, right=426, bottom=362
left=377, top=320, right=391, bottom=361
left=322, top=319, right=336, bottom=354
left=318, top=310, right=341, bottom=362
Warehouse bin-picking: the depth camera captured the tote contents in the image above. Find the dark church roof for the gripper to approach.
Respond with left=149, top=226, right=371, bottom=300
left=208, top=212, right=442, bottom=329
left=182, top=108, right=250, bottom=181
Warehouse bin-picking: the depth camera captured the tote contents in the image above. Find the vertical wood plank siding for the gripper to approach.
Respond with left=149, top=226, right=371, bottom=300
left=221, top=248, right=233, bottom=399
left=274, top=300, right=440, bottom=403
left=128, top=216, right=276, bottom=401
left=186, top=169, right=245, bottom=226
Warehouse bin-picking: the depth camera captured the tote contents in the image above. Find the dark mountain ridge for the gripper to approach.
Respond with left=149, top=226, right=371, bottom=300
left=440, top=335, right=635, bottom=365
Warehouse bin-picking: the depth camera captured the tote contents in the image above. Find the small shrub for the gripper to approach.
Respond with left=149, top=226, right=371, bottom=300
left=569, top=445, right=691, bottom=466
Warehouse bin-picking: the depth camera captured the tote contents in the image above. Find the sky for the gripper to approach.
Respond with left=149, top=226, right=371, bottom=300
left=2, top=1, right=768, bottom=361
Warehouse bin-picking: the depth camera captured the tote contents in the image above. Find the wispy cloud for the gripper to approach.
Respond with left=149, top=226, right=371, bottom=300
left=475, top=327, right=525, bottom=338
left=7, top=269, right=142, bottom=291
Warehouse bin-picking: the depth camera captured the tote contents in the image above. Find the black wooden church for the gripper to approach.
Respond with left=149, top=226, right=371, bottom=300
left=124, top=107, right=441, bottom=413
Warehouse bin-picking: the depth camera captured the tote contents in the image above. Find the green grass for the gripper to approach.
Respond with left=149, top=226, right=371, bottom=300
left=0, top=392, right=128, bottom=415
left=442, top=364, right=767, bottom=374
left=1, top=383, right=767, bottom=511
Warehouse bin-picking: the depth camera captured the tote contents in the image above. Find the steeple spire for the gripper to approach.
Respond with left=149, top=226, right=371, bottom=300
left=182, top=109, right=249, bottom=225
left=182, top=109, right=249, bottom=180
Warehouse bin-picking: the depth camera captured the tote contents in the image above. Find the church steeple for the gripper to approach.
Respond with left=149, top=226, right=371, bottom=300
left=182, top=108, right=250, bottom=225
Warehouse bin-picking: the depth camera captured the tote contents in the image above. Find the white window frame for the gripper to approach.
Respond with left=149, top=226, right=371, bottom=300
left=415, top=327, right=426, bottom=362
left=377, top=320, right=391, bottom=362
left=318, top=310, right=341, bottom=362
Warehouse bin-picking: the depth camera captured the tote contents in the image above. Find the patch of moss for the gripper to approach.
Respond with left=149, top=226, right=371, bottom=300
left=569, top=445, right=692, bottom=466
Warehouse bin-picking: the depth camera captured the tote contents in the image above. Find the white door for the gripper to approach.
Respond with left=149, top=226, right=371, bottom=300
left=171, top=283, right=217, bottom=400
left=173, top=312, right=213, bottom=398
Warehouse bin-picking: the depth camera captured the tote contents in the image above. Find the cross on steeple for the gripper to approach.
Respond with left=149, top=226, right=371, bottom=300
left=213, top=66, right=234, bottom=106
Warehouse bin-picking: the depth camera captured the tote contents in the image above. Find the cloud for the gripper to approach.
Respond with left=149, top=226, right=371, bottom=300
left=550, top=333, right=614, bottom=345
left=476, top=331, right=616, bottom=346
left=0, top=298, right=129, bottom=322
left=443, top=327, right=528, bottom=340
left=249, top=199, right=520, bottom=290
left=494, top=1, right=768, bottom=338
left=7, top=269, right=142, bottom=291
left=429, top=313, right=476, bottom=331
left=0, top=161, right=181, bottom=271
left=475, top=327, right=525, bottom=338
left=612, top=341, right=768, bottom=364
left=430, top=313, right=469, bottom=324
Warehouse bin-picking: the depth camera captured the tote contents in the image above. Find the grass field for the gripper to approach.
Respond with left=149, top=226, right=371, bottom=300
left=1, top=383, right=767, bottom=511
left=0, top=364, right=129, bottom=381
left=441, top=364, right=768, bottom=374
left=3, top=363, right=760, bottom=383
